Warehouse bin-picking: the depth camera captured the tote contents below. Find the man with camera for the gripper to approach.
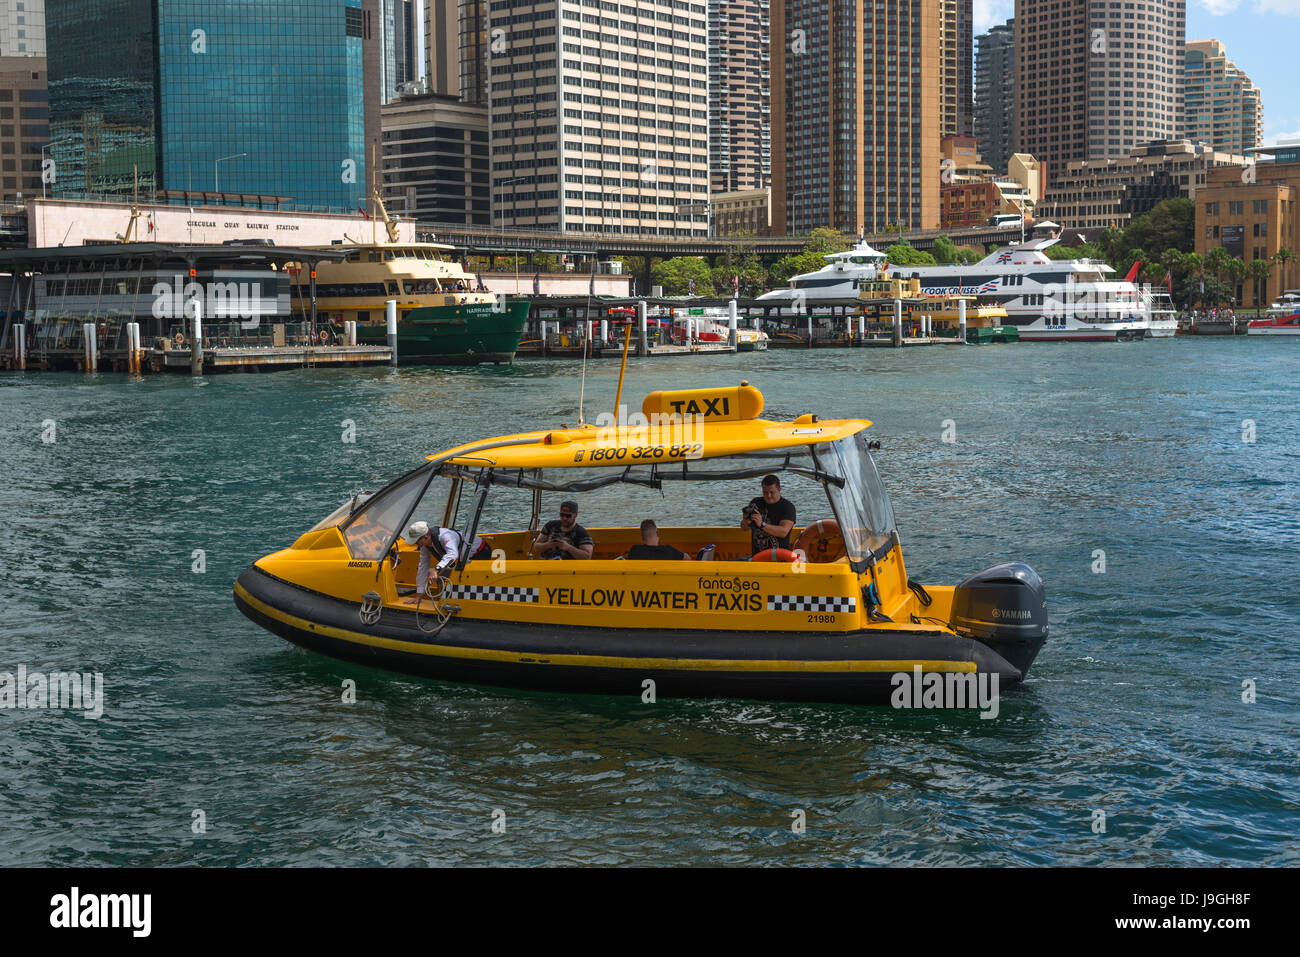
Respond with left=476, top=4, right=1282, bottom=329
left=740, top=474, right=795, bottom=556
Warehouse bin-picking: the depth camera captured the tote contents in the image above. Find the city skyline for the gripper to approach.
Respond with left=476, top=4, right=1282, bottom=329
left=978, top=0, right=1299, bottom=145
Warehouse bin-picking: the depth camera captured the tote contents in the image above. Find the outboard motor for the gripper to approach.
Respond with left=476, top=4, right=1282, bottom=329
left=950, top=562, right=1048, bottom=677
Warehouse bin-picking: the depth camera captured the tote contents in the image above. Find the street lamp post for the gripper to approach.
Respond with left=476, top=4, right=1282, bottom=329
left=610, top=185, right=636, bottom=236
left=214, top=153, right=247, bottom=197
left=674, top=200, right=710, bottom=238
left=496, top=176, right=529, bottom=234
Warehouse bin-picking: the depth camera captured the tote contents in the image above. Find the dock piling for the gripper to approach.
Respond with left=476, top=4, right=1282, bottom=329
left=637, top=301, right=648, bottom=356
left=728, top=299, right=738, bottom=348
left=958, top=299, right=967, bottom=343
left=83, top=323, right=97, bottom=373
left=893, top=301, right=903, bottom=348
left=126, top=322, right=140, bottom=374
left=189, top=300, right=203, bottom=376
left=806, top=314, right=813, bottom=348
left=386, top=299, right=398, bottom=366
left=13, top=322, right=24, bottom=370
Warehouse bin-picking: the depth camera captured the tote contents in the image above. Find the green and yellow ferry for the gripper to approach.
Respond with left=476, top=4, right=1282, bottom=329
left=859, top=273, right=1018, bottom=343
left=288, top=203, right=528, bottom=365
left=234, top=383, right=1048, bottom=706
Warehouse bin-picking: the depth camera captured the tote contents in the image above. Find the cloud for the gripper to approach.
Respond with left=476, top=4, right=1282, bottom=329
left=1265, top=128, right=1300, bottom=144
left=974, top=0, right=1014, bottom=34
left=1195, top=0, right=1243, bottom=13
left=1254, top=0, right=1300, bottom=14
left=1196, top=0, right=1299, bottom=13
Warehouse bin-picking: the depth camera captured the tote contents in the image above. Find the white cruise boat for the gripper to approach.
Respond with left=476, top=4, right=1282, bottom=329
left=758, top=238, right=1149, bottom=341
left=1140, top=288, right=1178, bottom=338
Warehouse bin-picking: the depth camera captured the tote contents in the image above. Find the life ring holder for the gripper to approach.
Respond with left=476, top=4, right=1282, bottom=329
left=173, top=332, right=186, bottom=347
left=318, top=329, right=330, bottom=343
left=752, top=547, right=798, bottom=563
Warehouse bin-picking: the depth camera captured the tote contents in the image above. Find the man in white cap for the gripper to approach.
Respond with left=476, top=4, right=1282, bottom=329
left=402, top=521, right=489, bottom=593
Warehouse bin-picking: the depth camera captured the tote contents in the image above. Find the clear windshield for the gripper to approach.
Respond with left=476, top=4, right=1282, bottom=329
left=339, top=465, right=435, bottom=560
left=818, top=433, right=897, bottom=570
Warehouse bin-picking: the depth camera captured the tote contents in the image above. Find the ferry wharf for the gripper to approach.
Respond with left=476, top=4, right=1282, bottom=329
left=0, top=243, right=392, bottom=374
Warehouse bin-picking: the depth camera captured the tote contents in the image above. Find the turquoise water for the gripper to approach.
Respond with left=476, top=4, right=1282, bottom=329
left=1, top=339, right=1297, bottom=866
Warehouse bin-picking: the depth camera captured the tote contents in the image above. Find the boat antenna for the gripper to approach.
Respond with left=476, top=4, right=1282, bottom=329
left=577, top=257, right=597, bottom=425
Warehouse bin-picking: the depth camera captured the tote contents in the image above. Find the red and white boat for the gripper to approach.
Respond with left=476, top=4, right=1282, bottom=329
left=1246, top=311, right=1300, bottom=336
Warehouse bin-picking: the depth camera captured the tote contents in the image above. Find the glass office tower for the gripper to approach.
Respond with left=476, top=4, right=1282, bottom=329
left=48, top=0, right=367, bottom=210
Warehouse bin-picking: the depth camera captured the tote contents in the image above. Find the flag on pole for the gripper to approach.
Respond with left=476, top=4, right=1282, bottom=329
left=1164, top=270, right=1173, bottom=294
left=357, top=205, right=370, bottom=220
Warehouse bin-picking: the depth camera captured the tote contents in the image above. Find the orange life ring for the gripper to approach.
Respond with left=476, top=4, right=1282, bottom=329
left=318, top=329, right=329, bottom=343
left=752, top=548, right=798, bottom=563
left=174, top=332, right=185, bottom=346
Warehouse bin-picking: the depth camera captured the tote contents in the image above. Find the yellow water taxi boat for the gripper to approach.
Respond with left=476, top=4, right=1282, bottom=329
left=234, top=383, right=1047, bottom=705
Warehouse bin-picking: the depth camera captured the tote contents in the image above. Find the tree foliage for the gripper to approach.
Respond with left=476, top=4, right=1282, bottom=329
left=769, top=250, right=830, bottom=285
left=805, top=227, right=850, bottom=254
left=652, top=257, right=713, bottom=296
left=885, top=242, right=936, bottom=266
left=931, top=235, right=958, bottom=264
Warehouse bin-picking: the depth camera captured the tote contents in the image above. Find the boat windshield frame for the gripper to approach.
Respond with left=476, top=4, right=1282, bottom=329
left=810, top=433, right=899, bottom=573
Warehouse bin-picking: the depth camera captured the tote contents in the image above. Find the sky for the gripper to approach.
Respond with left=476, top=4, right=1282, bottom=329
left=974, top=0, right=1300, bottom=145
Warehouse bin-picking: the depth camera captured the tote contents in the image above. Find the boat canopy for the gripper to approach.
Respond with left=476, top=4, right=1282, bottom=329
left=329, top=384, right=894, bottom=574
left=424, top=384, right=871, bottom=471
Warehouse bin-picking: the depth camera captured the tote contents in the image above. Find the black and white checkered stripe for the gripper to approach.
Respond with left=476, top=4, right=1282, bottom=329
left=767, top=594, right=857, bottom=613
left=445, top=584, right=539, bottom=603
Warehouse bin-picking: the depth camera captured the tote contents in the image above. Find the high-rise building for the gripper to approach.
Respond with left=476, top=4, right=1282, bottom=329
left=379, top=0, right=416, bottom=103
left=489, top=0, right=710, bottom=236
left=1182, top=39, right=1262, bottom=157
left=427, top=0, right=487, bottom=106
left=0, top=0, right=44, bottom=58
left=771, top=0, right=940, bottom=235
left=458, top=0, right=488, bottom=107
left=939, top=0, right=971, bottom=137
left=974, top=18, right=1013, bottom=174
left=381, top=90, right=488, bottom=225
left=0, top=55, right=45, bottom=200
left=426, top=0, right=459, bottom=97
left=46, top=0, right=374, bottom=209
left=1014, top=0, right=1185, bottom=185
left=708, top=0, right=770, bottom=196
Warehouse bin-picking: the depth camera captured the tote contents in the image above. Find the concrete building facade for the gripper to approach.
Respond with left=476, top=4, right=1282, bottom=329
left=974, top=18, right=1013, bottom=175
left=1182, top=39, right=1262, bottom=157
left=1015, top=0, right=1186, bottom=186
left=708, top=0, right=769, bottom=196
left=489, top=0, right=710, bottom=237
left=1195, top=147, right=1300, bottom=309
left=712, top=186, right=770, bottom=235
left=772, top=0, right=940, bottom=235
left=0, top=54, right=44, bottom=201
left=0, top=0, right=43, bottom=58
left=1039, top=138, right=1244, bottom=231
left=939, top=0, right=972, bottom=138
left=380, top=91, right=489, bottom=227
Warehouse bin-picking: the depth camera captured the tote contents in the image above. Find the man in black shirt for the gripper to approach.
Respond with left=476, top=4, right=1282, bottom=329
left=532, top=500, right=595, bottom=560
left=741, top=474, right=795, bottom=555
left=627, top=519, right=690, bottom=561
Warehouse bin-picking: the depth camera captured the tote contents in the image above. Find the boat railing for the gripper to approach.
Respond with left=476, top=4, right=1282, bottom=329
left=162, top=320, right=329, bottom=348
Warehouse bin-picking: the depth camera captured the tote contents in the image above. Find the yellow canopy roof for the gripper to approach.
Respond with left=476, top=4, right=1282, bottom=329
left=426, top=384, right=871, bottom=470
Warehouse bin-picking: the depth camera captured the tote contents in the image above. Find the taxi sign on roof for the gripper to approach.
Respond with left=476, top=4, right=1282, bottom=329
left=642, top=383, right=763, bottom=422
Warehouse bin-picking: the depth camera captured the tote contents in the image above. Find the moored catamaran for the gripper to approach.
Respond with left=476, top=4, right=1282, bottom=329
left=235, top=383, right=1048, bottom=706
